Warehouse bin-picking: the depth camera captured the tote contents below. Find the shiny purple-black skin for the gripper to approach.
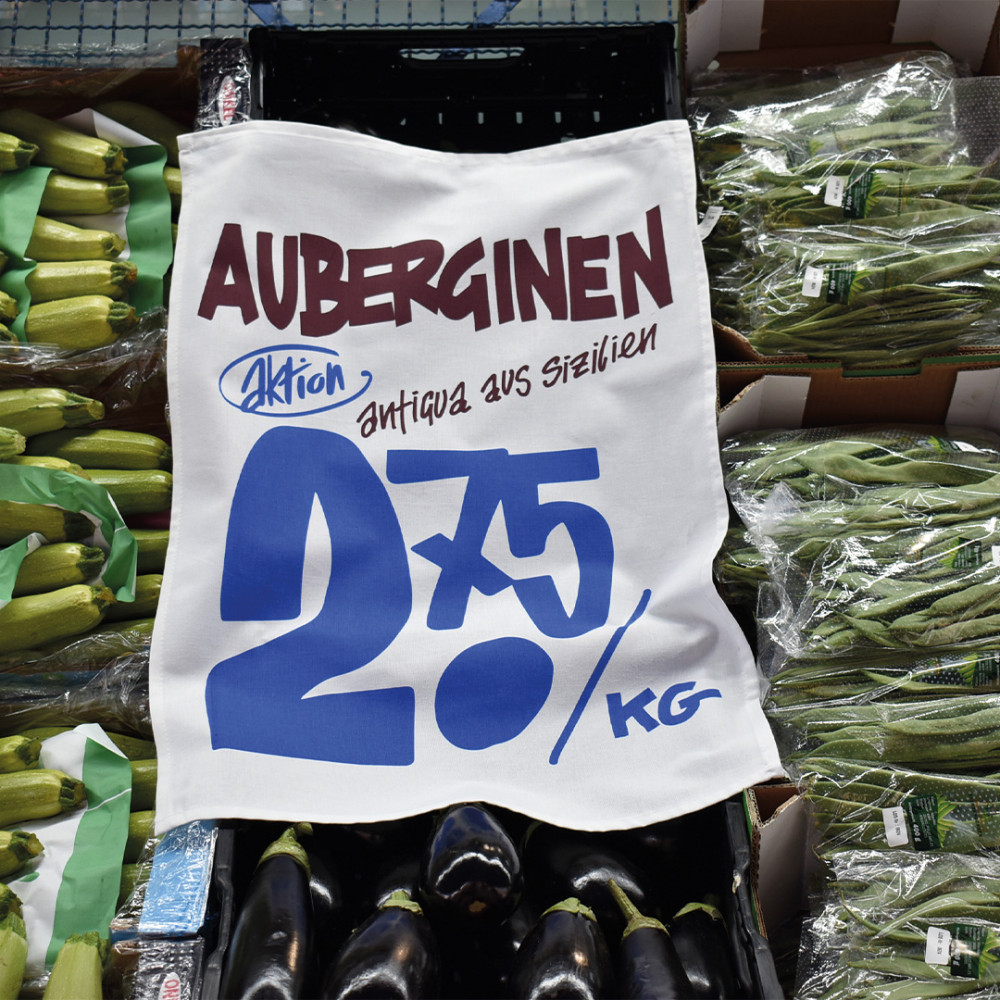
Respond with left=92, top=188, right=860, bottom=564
left=303, top=831, right=352, bottom=995
left=509, top=902, right=615, bottom=1000
left=670, top=904, right=740, bottom=999
left=420, top=802, right=523, bottom=925
left=319, top=898, right=442, bottom=1000
left=220, top=851, right=312, bottom=1000
left=616, top=924, right=694, bottom=1000
left=522, top=825, right=656, bottom=942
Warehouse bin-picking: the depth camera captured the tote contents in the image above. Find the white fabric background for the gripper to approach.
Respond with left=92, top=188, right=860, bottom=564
left=151, top=119, right=783, bottom=832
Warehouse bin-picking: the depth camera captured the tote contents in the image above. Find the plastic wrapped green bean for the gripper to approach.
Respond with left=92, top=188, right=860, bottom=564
left=796, top=850, right=1000, bottom=999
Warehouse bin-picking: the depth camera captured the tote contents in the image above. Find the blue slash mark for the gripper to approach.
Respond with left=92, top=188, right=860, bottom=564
left=549, top=589, right=652, bottom=765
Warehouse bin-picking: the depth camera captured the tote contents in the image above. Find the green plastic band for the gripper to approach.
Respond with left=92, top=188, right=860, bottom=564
left=121, top=144, right=173, bottom=315
left=0, top=465, right=137, bottom=604
left=46, top=735, right=132, bottom=966
left=0, top=533, right=40, bottom=603
left=0, top=165, right=50, bottom=341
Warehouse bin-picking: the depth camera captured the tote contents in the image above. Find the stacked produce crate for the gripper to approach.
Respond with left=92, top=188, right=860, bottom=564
left=699, top=50, right=1000, bottom=999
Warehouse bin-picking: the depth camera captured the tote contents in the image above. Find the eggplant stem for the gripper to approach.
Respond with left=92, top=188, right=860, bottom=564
left=609, top=878, right=670, bottom=939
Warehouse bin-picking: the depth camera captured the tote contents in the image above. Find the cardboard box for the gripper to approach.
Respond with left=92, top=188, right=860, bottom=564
left=717, top=342, right=1000, bottom=439
left=744, top=785, right=817, bottom=937
left=680, top=1, right=1000, bottom=437
left=685, top=0, right=1000, bottom=78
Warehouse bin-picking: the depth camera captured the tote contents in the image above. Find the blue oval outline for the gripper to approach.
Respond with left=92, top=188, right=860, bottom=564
left=218, top=343, right=372, bottom=418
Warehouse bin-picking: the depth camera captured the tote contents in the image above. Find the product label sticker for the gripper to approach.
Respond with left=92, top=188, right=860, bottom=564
left=903, top=795, right=941, bottom=850
left=950, top=923, right=987, bottom=978
left=802, top=266, right=826, bottom=298
left=925, top=435, right=982, bottom=454
left=823, top=176, right=846, bottom=208
left=151, top=120, right=784, bottom=833
left=973, top=652, right=1000, bottom=687
left=925, top=926, right=952, bottom=966
left=882, top=806, right=910, bottom=847
left=936, top=652, right=1000, bottom=688
left=697, top=205, right=723, bottom=240
left=843, top=171, right=874, bottom=219
left=824, top=264, right=856, bottom=304
left=944, top=538, right=982, bottom=571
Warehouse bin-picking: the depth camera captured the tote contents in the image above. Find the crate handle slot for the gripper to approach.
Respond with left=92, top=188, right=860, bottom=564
left=400, top=46, right=526, bottom=63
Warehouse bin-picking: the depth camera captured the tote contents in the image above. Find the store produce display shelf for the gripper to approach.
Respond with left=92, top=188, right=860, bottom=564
left=0, top=0, right=680, bottom=64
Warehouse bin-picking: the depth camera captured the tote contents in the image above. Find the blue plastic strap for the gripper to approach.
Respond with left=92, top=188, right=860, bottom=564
left=474, top=0, right=522, bottom=25
left=247, top=2, right=292, bottom=27
left=437, top=0, right=522, bottom=59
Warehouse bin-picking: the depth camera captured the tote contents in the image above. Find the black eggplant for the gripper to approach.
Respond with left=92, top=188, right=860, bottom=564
left=342, top=815, right=434, bottom=871
left=319, top=890, right=441, bottom=1000
left=487, top=895, right=540, bottom=984
left=301, top=827, right=352, bottom=995
left=521, top=824, right=656, bottom=942
left=368, top=854, right=423, bottom=913
left=435, top=895, right=542, bottom=1000
left=603, top=817, right=689, bottom=866
left=670, top=900, right=740, bottom=999
left=509, top=897, right=615, bottom=1000
left=420, top=802, right=523, bottom=924
left=609, top=879, right=693, bottom=1000
left=340, top=814, right=434, bottom=918
left=219, top=824, right=312, bottom=1000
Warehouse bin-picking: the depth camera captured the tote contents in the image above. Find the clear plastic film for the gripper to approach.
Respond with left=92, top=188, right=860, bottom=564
left=796, top=849, right=1000, bottom=1000
left=0, top=311, right=167, bottom=435
left=196, top=38, right=252, bottom=132
left=954, top=76, right=1000, bottom=177
left=690, top=53, right=968, bottom=307
left=754, top=512, right=1000, bottom=658
left=763, top=647, right=1000, bottom=708
left=731, top=228, right=1000, bottom=364
left=797, top=904, right=1000, bottom=999
left=0, top=616, right=153, bottom=673
left=717, top=425, right=1000, bottom=615
left=105, top=937, right=204, bottom=1000
left=721, top=425, right=1000, bottom=521
left=114, top=820, right=217, bottom=934
left=797, top=757, right=1000, bottom=854
left=770, top=691, right=1000, bottom=774
left=689, top=52, right=964, bottom=137
left=713, top=520, right=768, bottom=607
left=825, top=848, right=1000, bottom=913
left=112, top=818, right=160, bottom=933
left=720, top=426, right=1000, bottom=658
left=0, top=648, right=150, bottom=737
left=690, top=51, right=963, bottom=190
left=690, top=52, right=1000, bottom=369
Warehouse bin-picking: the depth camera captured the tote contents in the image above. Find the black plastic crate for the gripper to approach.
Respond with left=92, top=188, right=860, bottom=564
left=198, top=797, right=783, bottom=1000
left=247, top=22, right=680, bottom=152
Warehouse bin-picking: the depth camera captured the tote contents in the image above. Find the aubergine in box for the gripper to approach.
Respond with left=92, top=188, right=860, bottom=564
left=200, top=799, right=782, bottom=1000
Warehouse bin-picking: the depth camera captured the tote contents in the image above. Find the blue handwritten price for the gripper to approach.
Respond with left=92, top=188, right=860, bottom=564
left=205, top=426, right=615, bottom=765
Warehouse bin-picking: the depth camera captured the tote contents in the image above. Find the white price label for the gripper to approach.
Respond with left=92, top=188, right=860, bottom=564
left=925, top=926, right=953, bottom=966
left=992, top=544, right=1000, bottom=566
left=802, top=266, right=826, bottom=299
left=824, top=176, right=846, bottom=207
left=698, top=205, right=723, bottom=240
left=883, top=806, right=910, bottom=847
